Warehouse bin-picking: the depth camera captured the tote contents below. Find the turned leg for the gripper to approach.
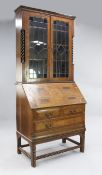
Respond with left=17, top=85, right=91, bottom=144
left=30, top=143, right=36, bottom=167
left=80, top=133, right=85, bottom=152
left=62, top=138, right=66, bottom=143
left=17, top=133, right=21, bottom=154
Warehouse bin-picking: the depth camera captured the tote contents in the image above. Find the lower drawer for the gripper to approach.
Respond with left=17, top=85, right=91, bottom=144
left=33, top=114, right=85, bottom=132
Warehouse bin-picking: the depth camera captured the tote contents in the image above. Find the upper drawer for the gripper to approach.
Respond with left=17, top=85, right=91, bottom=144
left=34, top=104, right=85, bottom=120
left=34, top=107, right=62, bottom=120
left=62, top=104, right=85, bottom=116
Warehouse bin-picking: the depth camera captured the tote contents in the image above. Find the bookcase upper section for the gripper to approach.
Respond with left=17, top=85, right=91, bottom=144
left=15, top=6, right=76, bottom=83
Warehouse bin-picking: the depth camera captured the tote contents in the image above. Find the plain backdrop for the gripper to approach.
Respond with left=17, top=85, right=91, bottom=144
left=0, top=0, right=102, bottom=175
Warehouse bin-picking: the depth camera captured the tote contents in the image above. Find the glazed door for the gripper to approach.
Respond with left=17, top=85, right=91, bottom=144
left=50, top=16, right=73, bottom=81
left=22, top=11, right=50, bottom=82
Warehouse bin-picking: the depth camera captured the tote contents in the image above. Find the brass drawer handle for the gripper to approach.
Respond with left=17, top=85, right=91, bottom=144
left=64, top=110, right=76, bottom=115
left=69, top=109, right=83, bottom=114
left=45, top=123, right=52, bottom=129
left=45, top=112, right=53, bottom=118
left=70, top=110, right=76, bottom=114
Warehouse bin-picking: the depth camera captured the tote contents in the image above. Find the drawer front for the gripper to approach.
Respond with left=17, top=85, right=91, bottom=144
left=33, top=114, right=85, bottom=132
left=52, top=115, right=84, bottom=128
left=62, top=104, right=85, bottom=116
left=35, top=108, right=62, bottom=120
left=34, top=104, right=85, bottom=121
left=34, top=120, right=52, bottom=132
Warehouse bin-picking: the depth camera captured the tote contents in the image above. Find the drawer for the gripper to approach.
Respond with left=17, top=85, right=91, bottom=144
left=33, top=114, right=85, bottom=132
left=35, top=108, right=62, bottom=120
left=34, top=119, right=52, bottom=132
left=62, top=104, right=85, bottom=116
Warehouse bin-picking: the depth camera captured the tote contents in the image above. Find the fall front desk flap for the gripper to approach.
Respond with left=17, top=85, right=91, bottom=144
left=23, top=83, right=86, bottom=109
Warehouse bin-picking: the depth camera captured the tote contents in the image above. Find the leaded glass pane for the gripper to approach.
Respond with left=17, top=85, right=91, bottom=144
left=29, top=17, right=48, bottom=79
left=53, top=20, right=69, bottom=78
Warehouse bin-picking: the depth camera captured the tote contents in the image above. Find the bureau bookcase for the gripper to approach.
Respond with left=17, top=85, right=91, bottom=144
left=15, top=6, right=86, bottom=167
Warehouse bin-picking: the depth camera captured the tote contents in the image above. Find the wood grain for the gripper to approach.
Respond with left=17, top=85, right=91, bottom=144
left=23, top=83, right=86, bottom=109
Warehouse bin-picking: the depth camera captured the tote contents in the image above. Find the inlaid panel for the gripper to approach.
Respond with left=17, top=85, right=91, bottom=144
left=23, top=83, right=86, bottom=109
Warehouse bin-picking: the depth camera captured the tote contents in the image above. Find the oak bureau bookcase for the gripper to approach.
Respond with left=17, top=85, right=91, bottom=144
left=15, top=5, right=86, bottom=167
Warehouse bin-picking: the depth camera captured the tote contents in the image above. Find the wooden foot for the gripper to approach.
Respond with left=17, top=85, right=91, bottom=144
left=30, top=143, right=36, bottom=167
left=62, top=138, right=66, bottom=143
left=80, top=133, right=85, bottom=153
left=17, top=133, right=21, bottom=154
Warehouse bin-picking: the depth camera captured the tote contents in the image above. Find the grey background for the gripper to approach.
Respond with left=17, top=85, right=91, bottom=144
left=0, top=0, right=102, bottom=174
